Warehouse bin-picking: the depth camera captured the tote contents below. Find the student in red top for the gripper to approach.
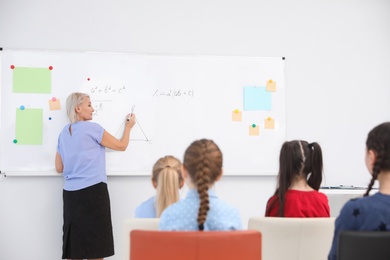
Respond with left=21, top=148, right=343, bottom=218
left=265, top=140, right=330, bottom=217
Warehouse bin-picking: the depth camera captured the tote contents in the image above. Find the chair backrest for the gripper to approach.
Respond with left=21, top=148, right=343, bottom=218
left=130, top=230, right=262, bottom=260
left=248, top=217, right=335, bottom=260
left=123, top=218, right=160, bottom=260
left=338, top=231, right=390, bottom=260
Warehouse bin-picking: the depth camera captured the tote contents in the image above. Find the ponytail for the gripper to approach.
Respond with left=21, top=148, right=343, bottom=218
left=155, top=167, right=181, bottom=217
left=307, top=142, right=323, bottom=190
left=152, top=156, right=182, bottom=217
left=273, top=142, right=297, bottom=217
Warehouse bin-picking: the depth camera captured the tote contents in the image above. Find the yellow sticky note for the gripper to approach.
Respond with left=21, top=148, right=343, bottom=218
left=249, top=124, right=260, bottom=136
left=49, top=99, right=61, bottom=110
left=232, top=109, right=242, bottom=122
left=266, top=79, right=276, bottom=92
left=264, top=117, right=275, bottom=129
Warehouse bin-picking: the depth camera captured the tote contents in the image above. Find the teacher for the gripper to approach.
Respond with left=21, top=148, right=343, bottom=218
left=55, top=92, right=136, bottom=260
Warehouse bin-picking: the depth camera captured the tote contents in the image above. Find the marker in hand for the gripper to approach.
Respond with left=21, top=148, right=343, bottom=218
left=127, top=105, right=135, bottom=121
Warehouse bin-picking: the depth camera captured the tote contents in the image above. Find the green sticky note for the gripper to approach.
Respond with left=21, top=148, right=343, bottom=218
left=15, top=108, right=43, bottom=145
left=13, top=67, right=52, bottom=93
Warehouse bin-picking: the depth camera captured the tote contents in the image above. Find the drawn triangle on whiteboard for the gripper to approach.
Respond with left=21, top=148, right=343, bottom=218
left=114, top=117, right=151, bottom=143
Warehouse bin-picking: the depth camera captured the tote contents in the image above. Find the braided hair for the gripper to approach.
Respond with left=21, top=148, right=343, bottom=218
left=364, top=122, right=390, bottom=196
left=183, top=139, right=222, bottom=231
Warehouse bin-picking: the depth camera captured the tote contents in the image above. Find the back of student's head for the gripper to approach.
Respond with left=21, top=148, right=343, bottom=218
left=152, top=155, right=183, bottom=217
left=66, top=92, right=89, bottom=123
left=272, top=140, right=323, bottom=216
left=364, top=122, right=390, bottom=196
left=183, top=139, right=223, bottom=231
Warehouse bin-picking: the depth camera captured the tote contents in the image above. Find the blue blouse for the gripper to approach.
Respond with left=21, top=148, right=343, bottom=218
left=159, top=189, right=242, bottom=231
left=57, top=121, right=106, bottom=191
left=135, top=196, right=157, bottom=218
left=328, top=192, right=390, bottom=260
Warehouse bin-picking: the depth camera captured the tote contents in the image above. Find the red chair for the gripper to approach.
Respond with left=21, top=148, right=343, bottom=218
left=130, top=230, right=262, bottom=260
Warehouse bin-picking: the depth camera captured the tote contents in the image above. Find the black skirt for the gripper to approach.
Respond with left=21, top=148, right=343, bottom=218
left=62, top=182, right=114, bottom=259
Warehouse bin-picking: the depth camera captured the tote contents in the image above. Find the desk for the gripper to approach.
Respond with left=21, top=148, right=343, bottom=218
left=320, top=189, right=376, bottom=217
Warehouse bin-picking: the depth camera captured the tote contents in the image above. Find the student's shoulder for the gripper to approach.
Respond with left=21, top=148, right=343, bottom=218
left=166, top=198, right=191, bottom=212
left=213, top=198, right=240, bottom=214
left=339, top=195, right=370, bottom=215
left=135, top=196, right=156, bottom=218
left=347, top=194, right=375, bottom=204
left=136, top=196, right=155, bottom=210
left=290, top=190, right=328, bottom=202
left=315, top=190, right=330, bottom=200
left=159, top=201, right=192, bottom=230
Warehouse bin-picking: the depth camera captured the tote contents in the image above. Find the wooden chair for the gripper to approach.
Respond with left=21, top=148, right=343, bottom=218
left=338, top=231, right=390, bottom=260
left=248, top=217, right=335, bottom=260
left=130, top=230, right=262, bottom=260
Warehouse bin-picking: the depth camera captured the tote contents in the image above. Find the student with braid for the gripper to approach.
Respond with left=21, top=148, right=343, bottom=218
left=265, top=140, right=330, bottom=217
left=328, top=122, right=390, bottom=260
left=135, top=155, right=184, bottom=218
left=159, top=139, right=242, bottom=231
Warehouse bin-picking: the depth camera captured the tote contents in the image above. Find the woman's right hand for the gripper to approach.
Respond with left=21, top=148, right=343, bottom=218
left=126, top=113, right=136, bottom=128
left=101, top=113, right=136, bottom=151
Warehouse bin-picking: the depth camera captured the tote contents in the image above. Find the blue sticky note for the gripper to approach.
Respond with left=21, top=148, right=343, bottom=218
left=243, top=86, right=272, bottom=111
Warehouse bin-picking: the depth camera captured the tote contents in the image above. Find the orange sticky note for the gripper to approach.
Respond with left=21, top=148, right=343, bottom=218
left=266, top=79, right=276, bottom=92
left=249, top=124, right=260, bottom=136
left=49, top=99, right=61, bottom=110
left=232, top=109, right=242, bottom=122
left=264, top=117, right=275, bottom=129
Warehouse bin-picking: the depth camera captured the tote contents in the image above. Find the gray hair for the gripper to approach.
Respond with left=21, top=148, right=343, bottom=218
left=66, top=92, right=89, bottom=123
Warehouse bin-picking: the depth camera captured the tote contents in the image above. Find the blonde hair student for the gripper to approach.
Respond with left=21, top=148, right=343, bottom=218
left=159, top=139, right=242, bottom=231
left=265, top=140, right=330, bottom=217
left=135, top=155, right=184, bottom=218
left=55, top=92, right=136, bottom=260
left=328, top=122, right=390, bottom=260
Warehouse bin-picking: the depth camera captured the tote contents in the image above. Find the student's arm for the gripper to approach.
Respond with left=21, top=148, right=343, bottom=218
left=55, top=152, right=63, bottom=173
left=101, top=114, right=136, bottom=151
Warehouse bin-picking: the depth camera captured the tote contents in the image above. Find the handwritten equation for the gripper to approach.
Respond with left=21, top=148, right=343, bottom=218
left=91, top=101, right=107, bottom=117
left=152, top=89, right=194, bottom=98
left=90, top=85, right=126, bottom=94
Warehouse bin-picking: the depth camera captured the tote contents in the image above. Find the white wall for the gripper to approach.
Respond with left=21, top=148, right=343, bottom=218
left=1, top=0, right=390, bottom=259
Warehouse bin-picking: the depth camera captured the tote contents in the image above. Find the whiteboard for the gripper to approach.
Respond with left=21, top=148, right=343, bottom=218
left=0, top=49, right=285, bottom=176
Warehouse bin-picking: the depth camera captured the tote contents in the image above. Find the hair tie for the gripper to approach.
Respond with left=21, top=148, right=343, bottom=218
left=198, top=223, right=204, bottom=231
left=308, top=143, right=314, bottom=149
